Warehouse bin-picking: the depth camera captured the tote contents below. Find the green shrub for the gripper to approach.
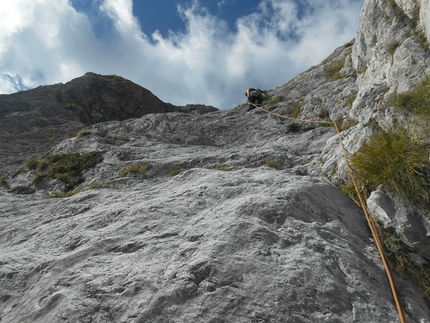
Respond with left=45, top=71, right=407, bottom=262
left=392, top=77, right=430, bottom=117
left=334, top=115, right=344, bottom=131
left=351, top=130, right=430, bottom=209
left=14, top=166, right=26, bottom=175
left=49, top=190, right=63, bottom=198
left=169, top=169, right=182, bottom=176
left=55, top=172, right=83, bottom=187
left=346, top=94, right=357, bottom=108
left=89, top=182, right=102, bottom=189
left=109, top=74, right=126, bottom=82
left=216, top=166, right=232, bottom=171
left=379, top=228, right=430, bottom=299
left=290, top=105, right=302, bottom=119
left=25, top=158, right=49, bottom=172
left=38, top=160, right=49, bottom=171
left=119, top=163, right=148, bottom=177
left=262, top=95, right=284, bottom=105
left=32, top=152, right=104, bottom=191
left=317, top=122, right=332, bottom=128
left=324, top=61, right=345, bottom=81
left=45, top=152, right=103, bottom=174
left=343, top=47, right=352, bottom=56
left=63, top=190, right=80, bottom=197
left=76, top=130, right=92, bottom=138
left=338, top=182, right=360, bottom=206
left=62, top=103, right=75, bottom=109
left=25, top=159, right=40, bottom=170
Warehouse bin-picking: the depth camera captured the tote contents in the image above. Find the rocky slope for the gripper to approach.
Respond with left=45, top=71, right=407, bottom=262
left=1, top=0, right=430, bottom=322
left=2, top=109, right=429, bottom=323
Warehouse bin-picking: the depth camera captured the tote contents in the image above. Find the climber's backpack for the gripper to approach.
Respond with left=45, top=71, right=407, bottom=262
left=249, top=89, right=260, bottom=98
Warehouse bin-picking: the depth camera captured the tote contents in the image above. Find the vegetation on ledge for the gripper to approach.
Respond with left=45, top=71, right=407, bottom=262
left=24, top=152, right=103, bottom=192
left=351, top=129, right=430, bottom=211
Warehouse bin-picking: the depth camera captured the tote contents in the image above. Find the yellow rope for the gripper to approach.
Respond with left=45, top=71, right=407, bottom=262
left=249, top=103, right=408, bottom=323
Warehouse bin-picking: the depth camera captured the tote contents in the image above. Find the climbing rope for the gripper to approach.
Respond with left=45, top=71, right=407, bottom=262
left=248, top=103, right=408, bottom=323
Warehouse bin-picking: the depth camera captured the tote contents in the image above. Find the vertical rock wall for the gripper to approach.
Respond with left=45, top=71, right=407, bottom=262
left=422, top=0, right=430, bottom=41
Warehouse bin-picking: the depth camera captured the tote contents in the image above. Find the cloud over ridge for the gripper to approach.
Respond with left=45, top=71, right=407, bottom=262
left=0, top=0, right=363, bottom=109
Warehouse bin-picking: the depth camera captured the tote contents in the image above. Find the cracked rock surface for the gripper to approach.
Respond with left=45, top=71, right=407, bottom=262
left=1, top=107, right=429, bottom=323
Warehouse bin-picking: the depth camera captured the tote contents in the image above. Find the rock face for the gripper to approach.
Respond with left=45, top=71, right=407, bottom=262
left=367, top=186, right=430, bottom=260
left=423, top=0, right=430, bottom=39
left=1, top=0, right=430, bottom=322
left=1, top=110, right=429, bottom=323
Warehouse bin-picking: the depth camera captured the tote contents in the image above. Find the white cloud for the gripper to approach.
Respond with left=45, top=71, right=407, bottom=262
left=100, top=0, right=143, bottom=36
left=0, top=0, right=363, bottom=109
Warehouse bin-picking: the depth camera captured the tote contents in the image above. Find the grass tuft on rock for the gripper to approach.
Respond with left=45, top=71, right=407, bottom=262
left=168, top=169, right=182, bottom=176
left=324, top=61, right=345, bottom=81
left=23, top=152, right=103, bottom=192
left=379, top=227, right=430, bottom=299
left=351, top=129, right=430, bottom=210
left=346, top=93, right=357, bottom=108
left=290, top=105, right=302, bottom=119
left=45, top=152, right=102, bottom=175
left=119, top=163, right=148, bottom=178
left=49, top=189, right=80, bottom=198
left=109, top=74, right=126, bottom=82
left=76, top=130, right=92, bottom=138
left=392, top=77, right=430, bottom=118
left=262, top=95, right=284, bottom=105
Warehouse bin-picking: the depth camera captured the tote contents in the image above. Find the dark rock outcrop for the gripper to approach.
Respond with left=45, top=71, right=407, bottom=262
left=0, top=72, right=175, bottom=132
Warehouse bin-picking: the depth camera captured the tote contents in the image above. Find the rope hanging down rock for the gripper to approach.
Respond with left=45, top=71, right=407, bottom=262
left=248, top=102, right=408, bottom=323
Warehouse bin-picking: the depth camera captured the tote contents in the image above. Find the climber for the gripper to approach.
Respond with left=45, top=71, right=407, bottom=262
left=244, top=88, right=268, bottom=107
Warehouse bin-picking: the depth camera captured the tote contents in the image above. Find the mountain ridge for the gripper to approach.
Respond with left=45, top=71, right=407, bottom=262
left=0, top=72, right=217, bottom=174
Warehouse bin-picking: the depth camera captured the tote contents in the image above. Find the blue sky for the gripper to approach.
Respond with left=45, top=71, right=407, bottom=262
left=132, top=0, right=263, bottom=37
left=0, top=0, right=363, bottom=109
